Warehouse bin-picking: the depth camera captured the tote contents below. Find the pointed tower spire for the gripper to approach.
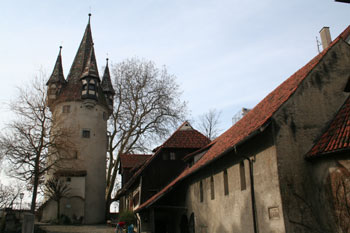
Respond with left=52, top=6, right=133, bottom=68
left=101, top=58, right=115, bottom=94
left=101, top=58, right=115, bottom=111
left=81, top=43, right=100, bottom=79
left=47, top=46, right=66, bottom=85
left=66, top=14, right=94, bottom=82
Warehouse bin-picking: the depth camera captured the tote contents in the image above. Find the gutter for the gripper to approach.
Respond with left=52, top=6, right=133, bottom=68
left=244, top=156, right=258, bottom=233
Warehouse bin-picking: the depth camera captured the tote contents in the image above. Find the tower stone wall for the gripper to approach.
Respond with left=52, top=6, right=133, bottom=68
left=42, top=15, right=114, bottom=224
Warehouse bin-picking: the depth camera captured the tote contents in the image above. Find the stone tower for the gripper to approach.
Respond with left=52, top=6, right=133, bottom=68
left=42, top=15, right=114, bottom=224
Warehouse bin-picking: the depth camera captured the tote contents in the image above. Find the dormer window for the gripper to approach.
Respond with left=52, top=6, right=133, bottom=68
left=81, top=78, right=98, bottom=99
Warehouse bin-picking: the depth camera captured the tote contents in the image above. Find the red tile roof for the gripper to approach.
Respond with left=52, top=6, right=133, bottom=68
left=136, top=26, right=350, bottom=212
left=307, top=96, right=350, bottom=157
left=116, top=121, right=210, bottom=197
left=162, top=127, right=211, bottom=149
left=120, top=154, right=152, bottom=170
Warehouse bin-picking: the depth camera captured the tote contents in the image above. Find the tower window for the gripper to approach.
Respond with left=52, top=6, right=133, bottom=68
left=103, top=112, right=108, bottom=121
left=210, top=176, right=215, bottom=200
left=223, top=169, right=229, bottom=196
left=240, top=161, right=246, bottom=191
left=62, top=105, right=70, bottom=113
left=49, top=88, right=56, bottom=95
left=88, top=84, right=95, bottom=90
left=82, top=129, right=90, bottom=138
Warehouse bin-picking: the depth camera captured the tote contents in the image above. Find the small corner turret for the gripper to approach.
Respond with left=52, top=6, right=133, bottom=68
left=46, top=46, right=66, bottom=109
left=101, top=58, right=115, bottom=112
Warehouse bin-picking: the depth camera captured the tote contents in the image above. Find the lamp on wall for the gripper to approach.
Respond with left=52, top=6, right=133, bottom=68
left=19, top=193, right=24, bottom=211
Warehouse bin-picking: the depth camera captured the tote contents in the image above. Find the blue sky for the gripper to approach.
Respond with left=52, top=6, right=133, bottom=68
left=0, top=0, right=349, bottom=134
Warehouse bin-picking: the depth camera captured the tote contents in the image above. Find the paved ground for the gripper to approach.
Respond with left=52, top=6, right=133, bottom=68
left=39, top=225, right=116, bottom=233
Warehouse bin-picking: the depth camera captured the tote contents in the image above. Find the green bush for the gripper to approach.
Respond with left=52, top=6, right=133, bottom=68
left=118, top=210, right=136, bottom=225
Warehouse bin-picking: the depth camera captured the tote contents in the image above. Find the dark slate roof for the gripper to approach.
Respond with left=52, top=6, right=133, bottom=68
left=135, top=25, right=350, bottom=212
left=307, top=96, right=350, bottom=157
left=67, top=21, right=94, bottom=83
left=50, top=16, right=108, bottom=107
left=120, top=154, right=152, bottom=170
left=116, top=121, right=210, bottom=198
left=81, top=45, right=100, bottom=79
left=46, top=47, right=66, bottom=85
left=101, top=59, right=115, bottom=94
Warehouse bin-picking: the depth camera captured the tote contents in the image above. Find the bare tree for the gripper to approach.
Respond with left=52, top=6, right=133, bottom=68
left=0, top=73, right=71, bottom=213
left=105, top=58, right=187, bottom=214
left=0, top=183, right=20, bottom=209
left=197, top=109, right=222, bottom=140
left=43, top=177, right=70, bottom=220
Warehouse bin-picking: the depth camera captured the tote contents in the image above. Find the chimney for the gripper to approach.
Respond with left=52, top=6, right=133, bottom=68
left=319, top=27, right=332, bottom=50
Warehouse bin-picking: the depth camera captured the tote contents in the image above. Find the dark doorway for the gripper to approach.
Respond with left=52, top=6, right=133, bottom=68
left=180, top=214, right=189, bottom=233
left=155, top=220, right=167, bottom=233
left=189, top=213, right=195, bottom=233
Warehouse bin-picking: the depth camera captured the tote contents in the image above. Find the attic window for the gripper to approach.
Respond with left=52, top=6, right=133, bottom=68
left=170, top=152, right=176, bottom=160
left=344, top=76, right=350, bottom=92
left=162, top=153, right=168, bottom=160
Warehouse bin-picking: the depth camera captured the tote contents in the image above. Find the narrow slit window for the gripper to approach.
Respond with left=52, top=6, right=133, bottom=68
left=223, top=169, right=229, bottom=196
left=240, top=161, right=246, bottom=191
left=344, top=76, right=350, bottom=92
left=210, top=176, right=215, bottom=200
left=200, top=181, right=203, bottom=203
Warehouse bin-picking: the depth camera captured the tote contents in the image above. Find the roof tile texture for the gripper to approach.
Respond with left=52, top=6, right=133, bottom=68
left=162, top=129, right=211, bottom=149
left=307, top=96, right=350, bottom=157
left=120, top=154, right=152, bottom=169
left=136, top=25, right=350, bottom=211
left=117, top=121, right=210, bottom=197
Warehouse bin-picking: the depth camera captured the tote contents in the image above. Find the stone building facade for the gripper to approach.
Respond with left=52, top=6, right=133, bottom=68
left=41, top=15, right=114, bottom=224
left=116, top=26, right=350, bottom=233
